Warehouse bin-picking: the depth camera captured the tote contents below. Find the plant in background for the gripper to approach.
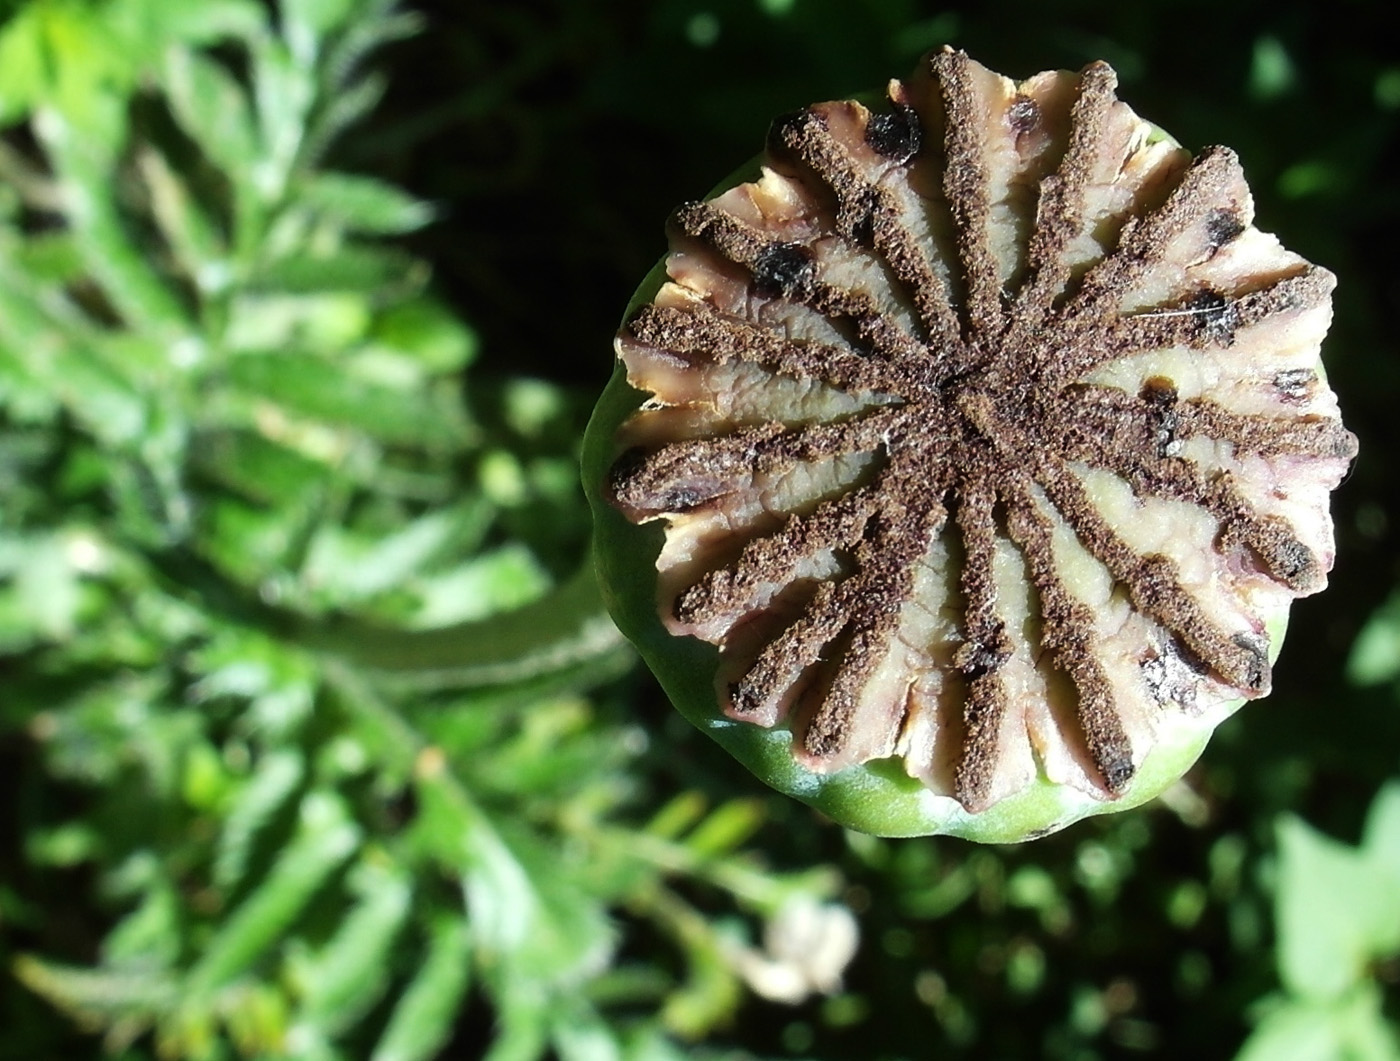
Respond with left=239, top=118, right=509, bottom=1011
left=1237, top=783, right=1400, bottom=1060
left=0, top=1, right=849, bottom=1057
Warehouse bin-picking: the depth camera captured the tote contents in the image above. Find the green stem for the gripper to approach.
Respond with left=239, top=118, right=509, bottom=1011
left=148, top=542, right=631, bottom=691
left=298, top=558, right=630, bottom=687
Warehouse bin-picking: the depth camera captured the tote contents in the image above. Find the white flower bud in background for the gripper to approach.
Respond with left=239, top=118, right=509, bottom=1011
left=726, top=898, right=860, bottom=1005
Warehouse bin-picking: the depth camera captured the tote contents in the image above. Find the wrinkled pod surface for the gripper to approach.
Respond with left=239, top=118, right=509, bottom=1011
left=583, top=49, right=1356, bottom=840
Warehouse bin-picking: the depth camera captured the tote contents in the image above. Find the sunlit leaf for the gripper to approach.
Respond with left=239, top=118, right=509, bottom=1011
left=12, top=954, right=177, bottom=1026
left=409, top=543, right=550, bottom=626
left=212, top=749, right=306, bottom=890
left=296, top=862, right=412, bottom=1036
left=372, top=299, right=478, bottom=373
left=162, top=48, right=261, bottom=183
left=1362, top=781, right=1400, bottom=883
left=186, top=791, right=359, bottom=996
left=1348, top=591, right=1400, bottom=686
left=226, top=349, right=461, bottom=445
left=249, top=30, right=314, bottom=196
left=1274, top=815, right=1400, bottom=999
left=302, top=502, right=491, bottom=604
left=0, top=5, right=47, bottom=121
left=299, top=172, right=436, bottom=234
left=282, top=0, right=356, bottom=41
left=1236, top=985, right=1400, bottom=1061
left=369, top=915, right=472, bottom=1061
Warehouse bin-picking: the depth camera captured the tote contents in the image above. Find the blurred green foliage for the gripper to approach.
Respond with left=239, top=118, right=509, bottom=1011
left=1, top=0, right=1398, bottom=1060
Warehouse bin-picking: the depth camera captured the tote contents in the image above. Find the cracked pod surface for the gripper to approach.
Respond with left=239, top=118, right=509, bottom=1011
left=583, top=49, right=1356, bottom=840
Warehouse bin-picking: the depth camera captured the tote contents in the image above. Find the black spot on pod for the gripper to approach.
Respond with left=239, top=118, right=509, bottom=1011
left=1271, top=536, right=1316, bottom=582
left=865, top=103, right=922, bottom=164
left=1189, top=289, right=1240, bottom=346
left=1231, top=632, right=1271, bottom=693
left=766, top=109, right=816, bottom=158
left=1273, top=367, right=1316, bottom=403
left=1007, top=95, right=1040, bottom=135
left=955, top=637, right=1010, bottom=679
left=729, top=679, right=764, bottom=716
left=608, top=447, right=721, bottom=513
left=1205, top=209, right=1245, bottom=252
left=1141, top=376, right=1181, bottom=458
left=605, top=447, right=648, bottom=508
left=752, top=242, right=817, bottom=299
left=1099, top=753, right=1135, bottom=793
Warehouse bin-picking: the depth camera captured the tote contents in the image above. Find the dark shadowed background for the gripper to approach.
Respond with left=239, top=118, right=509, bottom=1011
left=2, top=1, right=1398, bottom=1058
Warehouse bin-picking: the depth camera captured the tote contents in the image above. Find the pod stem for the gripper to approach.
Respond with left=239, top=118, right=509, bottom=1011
left=146, top=541, right=631, bottom=691
left=298, top=557, right=630, bottom=687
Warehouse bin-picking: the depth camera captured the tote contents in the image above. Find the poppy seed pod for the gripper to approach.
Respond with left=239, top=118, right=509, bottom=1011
left=583, top=49, right=1356, bottom=840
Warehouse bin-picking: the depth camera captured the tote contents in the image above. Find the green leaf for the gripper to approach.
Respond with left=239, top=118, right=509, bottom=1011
left=15, top=4, right=138, bottom=130
left=224, top=979, right=293, bottom=1058
left=1237, top=997, right=1354, bottom=1061
left=162, top=47, right=260, bottom=181
left=187, top=790, right=358, bottom=995
left=303, top=66, right=387, bottom=162
left=480, top=981, right=549, bottom=1061
left=0, top=5, right=47, bottom=122
left=410, top=543, right=551, bottom=626
left=297, top=862, right=413, bottom=1036
left=111, top=0, right=265, bottom=47
left=135, top=145, right=231, bottom=292
left=1274, top=815, right=1400, bottom=999
left=551, top=1005, right=623, bottom=1061
left=299, top=172, right=436, bottom=234
left=1248, top=36, right=1296, bottom=101
left=12, top=955, right=177, bottom=1025
left=303, top=503, right=493, bottom=605
left=226, top=349, right=462, bottom=446
left=212, top=748, right=306, bottom=890
left=369, top=915, right=472, bottom=1061
left=1236, top=986, right=1400, bottom=1061
left=1348, top=591, right=1400, bottom=686
left=192, top=429, right=330, bottom=506
left=225, top=291, right=373, bottom=350
left=372, top=299, right=478, bottom=373
left=103, top=882, right=182, bottom=967
left=684, top=799, right=765, bottom=858
left=250, top=31, right=314, bottom=196
left=551, top=1019, right=624, bottom=1061
left=13, top=533, right=82, bottom=640
left=31, top=107, right=190, bottom=330
left=281, top=0, right=356, bottom=40
left=645, top=792, right=709, bottom=841
left=10, top=230, right=84, bottom=285
left=1362, top=781, right=1400, bottom=883
left=498, top=823, right=618, bottom=983
left=255, top=245, right=419, bottom=294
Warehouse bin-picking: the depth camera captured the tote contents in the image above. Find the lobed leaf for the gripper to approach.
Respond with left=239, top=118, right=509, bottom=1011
left=295, top=862, right=413, bottom=1037
left=1274, top=815, right=1400, bottom=999
left=369, top=915, right=472, bottom=1061
left=299, top=172, right=436, bottom=235
left=225, top=348, right=463, bottom=446
left=186, top=791, right=359, bottom=996
left=212, top=748, right=306, bottom=891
